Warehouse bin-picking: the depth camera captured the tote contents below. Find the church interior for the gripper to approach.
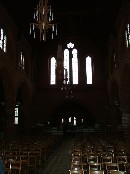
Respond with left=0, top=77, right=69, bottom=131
left=0, top=0, right=130, bottom=173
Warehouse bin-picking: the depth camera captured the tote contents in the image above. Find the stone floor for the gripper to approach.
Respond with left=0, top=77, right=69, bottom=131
left=37, top=135, right=75, bottom=174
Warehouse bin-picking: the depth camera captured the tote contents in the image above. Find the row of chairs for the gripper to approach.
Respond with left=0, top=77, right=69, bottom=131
left=69, top=171, right=127, bottom=174
left=3, top=156, right=36, bottom=174
left=70, top=158, right=130, bottom=173
left=0, top=134, right=63, bottom=174
left=82, top=155, right=129, bottom=164
left=69, top=134, right=130, bottom=174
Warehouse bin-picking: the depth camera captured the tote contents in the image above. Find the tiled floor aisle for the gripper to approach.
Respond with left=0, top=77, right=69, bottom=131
left=38, top=135, right=75, bottom=174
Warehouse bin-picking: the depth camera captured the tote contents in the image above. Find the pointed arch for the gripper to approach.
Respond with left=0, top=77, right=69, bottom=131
left=50, top=57, right=56, bottom=84
left=86, top=56, right=92, bottom=84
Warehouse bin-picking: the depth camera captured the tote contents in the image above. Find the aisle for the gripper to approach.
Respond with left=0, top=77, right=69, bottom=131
left=38, top=135, right=74, bottom=174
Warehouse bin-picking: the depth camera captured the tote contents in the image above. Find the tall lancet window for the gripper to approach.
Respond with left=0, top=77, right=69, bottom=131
left=14, top=104, right=19, bottom=125
left=50, top=42, right=78, bottom=86
left=63, top=42, right=78, bottom=85
left=0, top=28, right=7, bottom=52
left=19, top=51, right=25, bottom=69
left=125, top=23, right=130, bottom=47
left=64, top=49, right=70, bottom=84
left=86, top=56, right=92, bottom=84
left=74, top=117, right=76, bottom=125
left=72, top=49, right=78, bottom=84
left=50, top=57, right=56, bottom=84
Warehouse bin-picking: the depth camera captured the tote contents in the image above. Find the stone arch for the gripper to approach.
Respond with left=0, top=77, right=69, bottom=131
left=15, top=79, right=32, bottom=135
left=109, top=79, right=120, bottom=106
left=16, top=80, right=32, bottom=110
left=120, top=63, right=130, bottom=109
left=116, top=0, right=128, bottom=55
left=0, top=66, right=16, bottom=110
left=109, top=78, right=123, bottom=133
left=0, top=2, right=21, bottom=64
left=0, top=75, right=5, bottom=104
left=0, top=76, right=6, bottom=134
left=0, top=67, right=16, bottom=136
left=49, top=99, right=95, bottom=128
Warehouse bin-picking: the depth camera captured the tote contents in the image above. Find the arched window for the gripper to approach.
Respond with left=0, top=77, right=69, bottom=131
left=69, top=117, right=71, bottom=123
left=0, top=28, right=7, bottom=52
left=72, top=49, right=78, bottom=84
left=125, top=23, right=130, bottom=47
left=19, top=51, right=25, bottom=69
left=63, top=42, right=78, bottom=85
left=50, top=45, right=94, bottom=86
left=86, top=56, right=92, bottom=84
left=64, top=49, right=70, bottom=84
left=50, top=57, right=56, bottom=84
left=50, top=42, right=78, bottom=85
left=74, top=117, right=76, bottom=125
left=14, top=104, right=19, bottom=124
left=68, top=116, right=76, bottom=125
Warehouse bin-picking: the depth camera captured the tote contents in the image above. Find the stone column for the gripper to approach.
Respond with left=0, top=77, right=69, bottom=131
left=109, top=106, right=119, bottom=136
left=4, top=102, right=15, bottom=138
left=121, top=110, right=130, bottom=140
left=20, top=109, right=30, bottom=136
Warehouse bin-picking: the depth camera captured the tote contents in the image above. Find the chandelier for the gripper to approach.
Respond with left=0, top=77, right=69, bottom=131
left=61, top=71, right=73, bottom=99
left=29, top=0, right=57, bottom=41
left=56, top=45, right=73, bottom=99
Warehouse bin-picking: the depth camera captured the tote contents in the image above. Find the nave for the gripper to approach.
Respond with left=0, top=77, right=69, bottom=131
left=1, top=131, right=130, bottom=174
left=38, top=134, right=75, bottom=174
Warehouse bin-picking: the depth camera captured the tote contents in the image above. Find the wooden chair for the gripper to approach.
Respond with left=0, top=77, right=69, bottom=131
left=69, top=169, right=84, bottom=174
left=72, top=148, right=81, bottom=154
left=88, top=163, right=102, bottom=171
left=4, top=153, right=16, bottom=161
left=105, top=163, right=119, bottom=174
left=34, top=150, right=42, bottom=167
left=106, top=146, right=114, bottom=154
left=101, top=155, right=113, bottom=163
left=72, top=156, right=82, bottom=164
left=10, top=160, right=21, bottom=174
left=27, top=155, right=36, bottom=174
left=89, top=170, right=105, bottom=174
left=71, top=163, right=82, bottom=171
left=82, top=163, right=88, bottom=172
left=124, top=162, right=130, bottom=173
left=82, top=152, right=94, bottom=163
left=19, top=155, right=29, bottom=174
left=114, top=155, right=127, bottom=171
left=87, top=155, right=98, bottom=163
left=3, top=159, right=11, bottom=174
left=114, top=156, right=127, bottom=163
left=72, top=150, right=82, bottom=157
left=109, top=171, right=126, bottom=174
left=101, top=155, right=113, bottom=170
left=115, top=145, right=126, bottom=157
